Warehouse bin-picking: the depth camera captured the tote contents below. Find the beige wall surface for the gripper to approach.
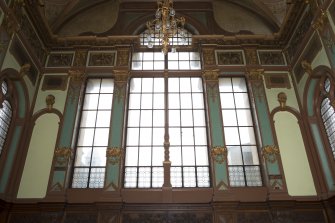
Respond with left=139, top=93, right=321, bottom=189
left=17, top=114, right=59, bottom=199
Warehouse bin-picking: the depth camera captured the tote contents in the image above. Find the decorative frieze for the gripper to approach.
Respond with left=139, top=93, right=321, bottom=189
left=215, top=50, right=244, bottom=65
left=46, top=53, right=74, bottom=67
left=258, top=51, right=286, bottom=65
left=88, top=51, right=116, bottom=67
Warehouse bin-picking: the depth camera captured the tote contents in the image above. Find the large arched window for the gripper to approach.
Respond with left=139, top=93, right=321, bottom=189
left=320, top=77, right=335, bottom=159
left=0, top=80, right=13, bottom=156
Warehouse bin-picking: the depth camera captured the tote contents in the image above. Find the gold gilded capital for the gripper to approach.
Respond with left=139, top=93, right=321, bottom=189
left=247, top=68, right=264, bottom=81
left=114, top=70, right=129, bottom=82
left=211, top=146, right=228, bottom=164
left=202, top=69, right=219, bottom=81
left=68, top=69, right=85, bottom=82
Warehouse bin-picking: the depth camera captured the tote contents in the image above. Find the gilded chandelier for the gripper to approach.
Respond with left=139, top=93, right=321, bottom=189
left=146, top=0, right=186, bottom=54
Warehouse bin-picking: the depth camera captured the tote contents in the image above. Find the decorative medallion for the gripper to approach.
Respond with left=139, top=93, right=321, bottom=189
left=261, top=145, right=280, bottom=163
left=211, top=146, right=228, bottom=164
left=106, top=147, right=123, bottom=165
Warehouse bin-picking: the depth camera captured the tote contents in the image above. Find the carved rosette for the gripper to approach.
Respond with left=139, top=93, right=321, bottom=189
left=277, top=92, right=287, bottom=108
left=54, top=147, right=72, bottom=165
left=211, top=146, right=228, bottom=164
left=261, top=145, right=280, bottom=163
left=45, top=94, right=55, bottom=110
left=106, top=147, right=123, bottom=165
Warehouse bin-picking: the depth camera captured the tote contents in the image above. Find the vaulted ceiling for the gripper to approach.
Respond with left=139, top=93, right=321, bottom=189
left=36, top=0, right=290, bottom=36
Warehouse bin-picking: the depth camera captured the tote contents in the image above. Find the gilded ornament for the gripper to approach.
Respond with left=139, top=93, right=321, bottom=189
left=19, top=63, right=31, bottom=77
left=312, top=10, right=327, bottom=31
left=247, top=68, right=264, bottom=81
left=68, top=69, right=85, bottom=82
left=202, top=69, right=219, bottom=81
left=211, top=146, right=228, bottom=164
left=261, top=145, right=280, bottom=163
left=277, top=92, right=287, bottom=109
left=106, top=147, right=123, bottom=165
left=203, top=48, right=215, bottom=65
left=117, top=49, right=130, bottom=66
left=244, top=49, right=258, bottom=65
left=54, top=147, right=72, bottom=165
left=114, top=70, right=129, bottom=82
left=45, top=94, right=55, bottom=110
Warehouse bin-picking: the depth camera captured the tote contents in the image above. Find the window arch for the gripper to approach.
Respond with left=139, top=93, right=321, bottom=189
left=0, top=79, right=13, bottom=156
left=320, top=77, right=335, bottom=159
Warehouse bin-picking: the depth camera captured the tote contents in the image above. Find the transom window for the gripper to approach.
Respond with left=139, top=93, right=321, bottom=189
left=124, top=77, right=210, bottom=188
left=72, top=78, right=114, bottom=188
left=219, top=77, right=262, bottom=187
left=0, top=80, right=12, bottom=156
left=140, top=29, right=192, bottom=47
left=320, top=78, right=335, bottom=158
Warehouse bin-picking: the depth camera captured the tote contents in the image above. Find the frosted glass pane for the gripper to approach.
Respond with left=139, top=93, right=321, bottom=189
left=181, top=128, right=194, bottom=145
left=127, top=128, right=139, bottom=145
left=78, top=128, right=94, bottom=146
left=100, top=79, right=114, bottom=93
left=125, top=147, right=138, bottom=166
left=169, top=94, right=180, bottom=109
left=234, top=93, right=250, bottom=108
left=96, top=111, right=111, bottom=127
left=232, top=78, right=247, bottom=92
left=193, top=110, right=206, bottom=126
left=94, top=128, right=109, bottom=146
left=86, top=79, right=100, bottom=93
left=140, top=110, right=152, bottom=127
left=140, top=128, right=152, bottom=145
left=127, top=110, right=140, bottom=127
left=75, top=147, right=92, bottom=166
left=170, top=147, right=182, bottom=165
left=179, top=61, right=190, bottom=70
left=98, top=94, right=113, bottom=109
left=154, top=52, right=164, bottom=60
left=179, top=78, right=191, bottom=92
left=180, top=93, right=192, bottom=109
left=80, top=111, right=97, bottom=127
left=139, top=147, right=152, bottom=166
left=239, top=127, right=256, bottom=145
left=182, top=146, right=195, bottom=165
left=236, top=110, right=253, bottom=126
left=143, top=52, right=154, bottom=60
left=169, top=110, right=180, bottom=126
left=183, top=167, right=196, bottom=187
left=196, top=146, right=209, bottom=165
left=224, top=127, right=240, bottom=145
left=91, top=147, right=107, bottom=166
left=227, top=146, right=243, bottom=165
left=168, top=78, right=179, bottom=92
left=83, top=94, right=99, bottom=109
left=181, top=110, right=193, bottom=126
left=152, top=147, right=164, bottom=166
left=191, top=78, right=203, bottom=92
left=129, top=94, right=141, bottom=109
left=154, top=61, right=164, bottom=70
left=141, top=94, right=153, bottom=109
left=142, top=78, right=153, bottom=92
left=130, top=78, right=141, bottom=93
left=179, top=52, right=190, bottom=60
left=220, top=93, right=235, bottom=109
left=143, top=61, right=153, bottom=70
left=169, top=127, right=181, bottom=145
left=152, top=127, right=164, bottom=145
left=153, top=110, right=164, bottom=127
left=242, top=146, right=259, bottom=165
left=194, top=127, right=207, bottom=145
left=153, top=93, right=164, bottom=109
left=192, top=93, right=204, bottom=109
left=222, top=110, right=237, bottom=126
left=168, top=52, right=178, bottom=60
left=154, top=78, right=164, bottom=93
left=138, top=167, right=151, bottom=188
left=168, top=61, right=179, bottom=70
left=219, top=78, right=233, bottom=92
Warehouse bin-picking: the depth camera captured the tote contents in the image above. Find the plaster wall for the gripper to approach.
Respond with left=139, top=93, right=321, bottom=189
left=17, top=114, right=59, bottom=198
left=274, top=112, right=316, bottom=196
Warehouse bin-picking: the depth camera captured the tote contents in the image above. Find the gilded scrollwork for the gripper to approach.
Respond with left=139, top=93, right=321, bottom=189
left=54, top=147, right=72, bottom=165
left=312, top=9, right=327, bottom=31
left=106, top=147, right=123, bottom=165
left=117, top=49, right=130, bottom=67
left=261, top=145, right=280, bottom=163
left=211, top=146, right=228, bottom=164
left=202, top=48, right=215, bottom=66
left=247, top=68, right=264, bottom=81
left=202, top=69, right=219, bottom=81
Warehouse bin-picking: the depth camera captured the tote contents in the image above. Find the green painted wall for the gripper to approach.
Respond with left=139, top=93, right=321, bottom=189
left=17, top=114, right=59, bottom=198
left=274, top=112, right=316, bottom=196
